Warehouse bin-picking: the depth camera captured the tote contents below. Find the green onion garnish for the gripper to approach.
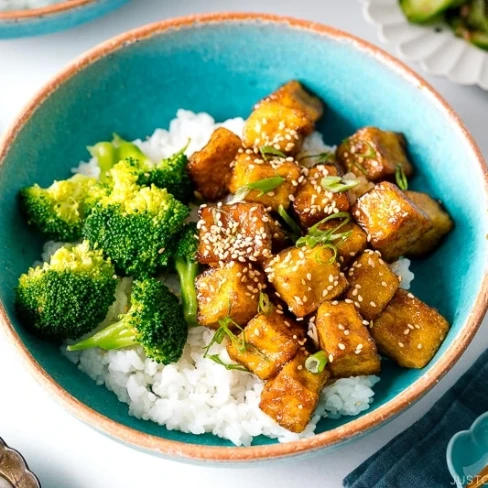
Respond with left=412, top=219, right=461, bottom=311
left=229, top=176, right=286, bottom=203
left=259, top=146, right=286, bottom=161
left=299, top=152, right=335, bottom=164
left=258, top=291, right=273, bottom=315
left=277, top=204, right=302, bottom=243
left=207, top=354, right=250, bottom=372
left=305, top=351, right=328, bottom=374
left=321, top=175, right=360, bottom=193
left=395, top=164, right=408, bottom=191
left=245, top=176, right=286, bottom=196
left=203, top=316, right=268, bottom=369
left=296, top=212, right=352, bottom=262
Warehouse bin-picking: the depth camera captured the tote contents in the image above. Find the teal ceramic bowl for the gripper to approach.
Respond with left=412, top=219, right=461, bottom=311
left=0, top=14, right=487, bottom=464
left=0, top=0, right=128, bottom=39
left=448, top=412, right=488, bottom=487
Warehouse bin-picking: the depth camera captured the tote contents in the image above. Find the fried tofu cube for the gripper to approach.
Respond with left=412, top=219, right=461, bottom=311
left=318, top=221, right=367, bottom=266
left=265, top=246, right=348, bottom=317
left=197, top=203, right=273, bottom=265
left=188, top=128, right=242, bottom=201
left=293, top=164, right=351, bottom=228
left=345, top=250, right=400, bottom=320
left=336, top=127, right=414, bottom=182
left=195, top=262, right=265, bottom=328
left=370, top=289, right=449, bottom=368
left=259, top=352, right=329, bottom=433
left=405, top=191, right=454, bottom=257
left=316, top=301, right=381, bottom=378
left=227, top=311, right=305, bottom=380
left=243, top=101, right=314, bottom=156
left=228, top=151, right=301, bottom=211
left=263, top=80, right=324, bottom=123
left=352, top=182, right=432, bottom=262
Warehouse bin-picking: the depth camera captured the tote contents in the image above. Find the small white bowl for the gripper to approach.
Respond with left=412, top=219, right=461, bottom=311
left=360, top=0, right=488, bottom=90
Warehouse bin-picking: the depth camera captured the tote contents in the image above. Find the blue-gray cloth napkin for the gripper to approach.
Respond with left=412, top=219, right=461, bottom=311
left=343, top=349, right=488, bottom=488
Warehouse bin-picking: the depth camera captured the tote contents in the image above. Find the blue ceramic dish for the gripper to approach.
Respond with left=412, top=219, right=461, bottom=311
left=448, top=412, right=488, bottom=487
left=0, top=14, right=487, bottom=464
left=0, top=0, right=128, bottom=39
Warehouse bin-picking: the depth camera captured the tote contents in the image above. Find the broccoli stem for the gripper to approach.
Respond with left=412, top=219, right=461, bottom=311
left=88, top=142, right=117, bottom=182
left=67, top=320, right=137, bottom=352
left=175, top=258, right=199, bottom=327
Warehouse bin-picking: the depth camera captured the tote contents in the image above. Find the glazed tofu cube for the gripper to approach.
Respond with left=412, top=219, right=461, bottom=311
left=318, top=221, right=367, bottom=266
left=265, top=246, right=348, bottom=317
left=228, top=150, right=301, bottom=211
left=316, top=301, right=381, bottom=378
left=197, top=203, right=273, bottom=265
left=263, top=80, right=324, bottom=123
left=345, top=250, right=400, bottom=320
left=352, top=182, right=432, bottom=261
left=188, top=128, right=242, bottom=201
left=293, top=164, right=351, bottom=228
left=243, top=101, right=314, bottom=156
left=195, top=262, right=265, bottom=328
left=405, top=191, right=454, bottom=257
left=259, top=352, right=329, bottom=433
left=227, top=311, right=305, bottom=380
left=336, top=127, right=414, bottom=182
left=370, top=289, right=449, bottom=368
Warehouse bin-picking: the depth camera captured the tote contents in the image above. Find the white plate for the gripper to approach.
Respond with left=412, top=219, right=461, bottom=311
left=360, top=0, right=488, bottom=89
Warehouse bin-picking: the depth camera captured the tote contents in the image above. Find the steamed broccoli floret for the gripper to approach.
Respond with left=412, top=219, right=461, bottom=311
left=19, top=174, right=107, bottom=241
left=147, top=145, right=193, bottom=203
left=67, top=277, right=188, bottom=364
left=83, top=179, right=189, bottom=277
left=172, top=223, right=200, bottom=327
left=15, top=242, right=118, bottom=340
left=90, top=134, right=193, bottom=202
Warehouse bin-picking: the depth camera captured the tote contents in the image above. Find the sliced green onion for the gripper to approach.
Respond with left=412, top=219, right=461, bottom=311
left=207, top=354, right=250, bottom=372
left=229, top=176, right=286, bottom=204
left=395, top=164, right=408, bottom=191
left=299, top=152, right=335, bottom=164
left=321, top=175, right=360, bottom=193
left=305, top=351, right=328, bottom=374
left=245, top=176, right=286, bottom=196
left=258, top=291, right=273, bottom=315
left=259, top=146, right=286, bottom=161
left=296, top=212, right=352, bottom=261
left=277, top=204, right=302, bottom=242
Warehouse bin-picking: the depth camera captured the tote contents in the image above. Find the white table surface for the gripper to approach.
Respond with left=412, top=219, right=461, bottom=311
left=0, top=1, right=486, bottom=487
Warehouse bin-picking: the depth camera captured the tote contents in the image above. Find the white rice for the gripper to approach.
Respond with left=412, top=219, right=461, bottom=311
left=0, top=0, right=67, bottom=11
left=51, top=110, right=417, bottom=446
left=391, top=258, right=414, bottom=290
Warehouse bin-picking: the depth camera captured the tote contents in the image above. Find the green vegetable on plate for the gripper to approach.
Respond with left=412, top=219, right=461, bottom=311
left=83, top=176, right=188, bottom=277
left=68, top=277, right=188, bottom=364
left=15, top=242, right=118, bottom=340
left=172, top=223, right=200, bottom=327
left=19, top=174, right=107, bottom=242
